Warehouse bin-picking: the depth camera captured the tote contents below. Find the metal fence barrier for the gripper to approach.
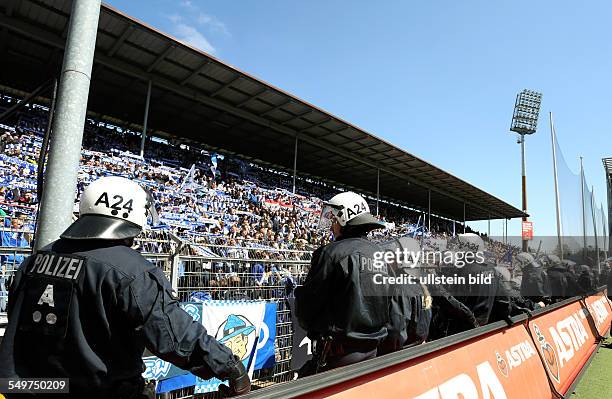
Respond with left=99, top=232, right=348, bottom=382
left=181, top=232, right=317, bottom=252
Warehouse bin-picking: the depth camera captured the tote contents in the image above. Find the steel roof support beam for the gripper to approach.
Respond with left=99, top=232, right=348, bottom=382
left=0, top=0, right=17, bottom=54
left=281, top=109, right=313, bottom=125
left=428, top=189, right=431, bottom=232
left=139, top=80, right=152, bottom=157
left=377, top=168, right=380, bottom=216
left=292, top=136, right=298, bottom=194
left=298, top=117, right=331, bottom=132
left=324, top=135, right=374, bottom=148
left=180, top=59, right=210, bottom=85
left=463, top=202, right=466, bottom=233
left=210, top=75, right=240, bottom=98
left=259, top=99, right=292, bottom=116
left=146, top=44, right=174, bottom=73
left=236, top=88, right=268, bottom=108
left=107, top=24, right=134, bottom=56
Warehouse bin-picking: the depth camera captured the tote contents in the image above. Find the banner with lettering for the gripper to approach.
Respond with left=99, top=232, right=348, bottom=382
left=582, top=291, right=612, bottom=338
left=527, top=301, right=599, bottom=395
left=311, top=323, right=551, bottom=399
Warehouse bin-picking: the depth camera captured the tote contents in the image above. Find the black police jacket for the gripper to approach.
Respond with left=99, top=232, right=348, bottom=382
left=561, top=270, right=582, bottom=297
left=520, top=265, right=550, bottom=302
left=608, top=271, right=612, bottom=301
left=578, top=271, right=594, bottom=293
left=0, top=239, right=237, bottom=398
left=378, top=275, right=432, bottom=355
left=427, top=281, right=479, bottom=340
left=295, top=235, right=391, bottom=351
left=547, top=266, right=569, bottom=300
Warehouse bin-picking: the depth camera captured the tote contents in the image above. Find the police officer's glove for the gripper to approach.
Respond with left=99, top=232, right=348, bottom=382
left=219, top=356, right=251, bottom=397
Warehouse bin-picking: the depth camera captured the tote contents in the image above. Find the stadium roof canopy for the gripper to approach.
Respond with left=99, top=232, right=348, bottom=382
left=0, top=0, right=526, bottom=221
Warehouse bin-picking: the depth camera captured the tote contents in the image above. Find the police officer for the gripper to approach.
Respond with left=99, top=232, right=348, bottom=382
left=608, top=262, right=612, bottom=301
left=0, top=177, right=250, bottom=398
left=577, top=264, right=595, bottom=294
left=426, top=278, right=479, bottom=340
left=377, top=237, right=432, bottom=354
left=295, top=192, right=390, bottom=373
left=445, top=235, right=512, bottom=327
left=559, top=258, right=583, bottom=297
left=598, top=262, right=609, bottom=287
left=494, top=264, right=540, bottom=313
left=517, top=252, right=550, bottom=304
left=541, top=254, right=569, bottom=302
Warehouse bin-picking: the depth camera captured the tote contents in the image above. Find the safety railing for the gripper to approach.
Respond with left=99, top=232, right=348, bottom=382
left=0, top=247, right=31, bottom=313
left=181, top=232, right=317, bottom=252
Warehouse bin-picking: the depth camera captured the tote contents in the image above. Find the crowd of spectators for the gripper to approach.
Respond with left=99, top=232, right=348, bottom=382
left=0, top=95, right=471, bottom=251
left=0, top=94, right=516, bottom=310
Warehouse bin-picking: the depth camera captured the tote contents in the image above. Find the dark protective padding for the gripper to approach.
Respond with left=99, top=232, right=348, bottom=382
left=0, top=0, right=526, bottom=222
left=60, top=214, right=142, bottom=240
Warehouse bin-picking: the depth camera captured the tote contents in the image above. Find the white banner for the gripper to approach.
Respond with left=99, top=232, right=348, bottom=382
left=195, top=300, right=266, bottom=394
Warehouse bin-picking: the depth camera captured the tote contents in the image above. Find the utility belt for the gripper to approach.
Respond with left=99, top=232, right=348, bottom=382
left=299, top=335, right=380, bottom=378
left=327, top=338, right=379, bottom=358
left=315, top=336, right=378, bottom=365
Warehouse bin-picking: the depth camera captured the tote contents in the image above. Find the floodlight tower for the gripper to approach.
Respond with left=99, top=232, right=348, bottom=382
left=510, top=90, right=543, bottom=252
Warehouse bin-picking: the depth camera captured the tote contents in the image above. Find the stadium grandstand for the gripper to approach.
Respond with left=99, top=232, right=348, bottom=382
left=0, top=1, right=610, bottom=399
left=0, top=0, right=526, bottom=224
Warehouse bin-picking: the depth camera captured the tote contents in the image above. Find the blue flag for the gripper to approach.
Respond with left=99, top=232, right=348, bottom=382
left=255, top=302, right=277, bottom=370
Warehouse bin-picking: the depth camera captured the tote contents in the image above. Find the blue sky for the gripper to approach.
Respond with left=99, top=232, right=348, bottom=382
left=106, top=0, right=611, bottom=237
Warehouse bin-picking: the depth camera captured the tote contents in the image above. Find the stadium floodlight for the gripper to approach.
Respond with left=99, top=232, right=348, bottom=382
left=510, top=90, right=542, bottom=135
left=510, top=89, right=542, bottom=252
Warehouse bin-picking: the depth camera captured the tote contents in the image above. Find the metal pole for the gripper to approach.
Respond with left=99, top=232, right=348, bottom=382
left=600, top=204, right=609, bottom=259
left=504, top=219, right=507, bottom=244
left=292, top=136, right=298, bottom=194
left=591, top=186, right=600, bottom=272
left=376, top=168, right=380, bottom=216
left=602, top=203, right=609, bottom=258
left=602, top=168, right=612, bottom=259
left=549, top=112, right=564, bottom=260
left=37, top=79, right=58, bottom=200
left=607, top=170, right=612, bottom=255
left=33, top=79, right=58, bottom=247
left=520, top=134, right=528, bottom=252
left=580, top=157, right=587, bottom=261
left=139, top=80, right=152, bottom=158
left=488, top=215, right=490, bottom=237
left=427, top=189, right=431, bottom=232
left=463, top=202, right=466, bottom=233
left=171, top=255, right=180, bottom=294
left=35, top=0, right=101, bottom=250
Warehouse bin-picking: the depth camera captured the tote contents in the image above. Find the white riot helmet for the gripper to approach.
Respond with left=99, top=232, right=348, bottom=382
left=539, top=254, right=561, bottom=268
left=515, top=252, right=539, bottom=269
left=457, top=233, right=485, bottom=252
left=61, top=176, right=158, bottom=240
left=317, top=191, right=384, bottom=232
